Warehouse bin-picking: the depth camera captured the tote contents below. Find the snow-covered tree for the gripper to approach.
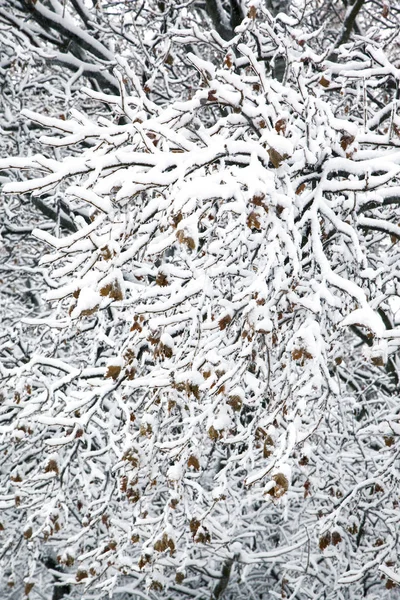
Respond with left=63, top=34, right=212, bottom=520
left=1, top=2, right=400, bottom=599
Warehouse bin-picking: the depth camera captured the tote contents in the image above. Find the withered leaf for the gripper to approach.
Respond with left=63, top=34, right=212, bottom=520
left=248, top=5, right=257, bottom=19
left=156, top=272, right=169, bottom=287
left=188, top=455, right=200, bottom=470
left=105, top=365, right=122, bottom=380
left=247, top=211, right=261, bottom=230
left=80, top=305, right=99, bottom=317
left=319, top=76, right=330, bottom=88
left=319, top=532, right=331, bottom=551
left=189, top=518, right=200, bottom=535
left=275, top=119, right=287, bottom=134
left=263, top=435, right=274, bottom=458
left=292, top=347, right=313, bottom=362
left=225, top=54, right=233, bottom=69
left=332, top=531, right=342, bottom=546
left=268, top=147, right=288, bottom=168
left=45, top=459, right=59, bottom=475
left=176, top=229, right=196, bottom=250
left=227, top=395, right=242, bottom=412
left=371, top=355, right=384, bottom=366
left=382, top=2, right=389, bottom=18
left=296, top=183, right=306, bottom=195
left=266, top=473, right=289, bottom=498
left=340, top=133, right=355, bottom=151
left=219, top=314, right=232, bottom=330
left=75, top=570, right=88, bottom=582
left=100, top=281, right=123, bottom=301
left=24, top=583, right=34, bottom=596
left=175, top=572, right=185, bottom=584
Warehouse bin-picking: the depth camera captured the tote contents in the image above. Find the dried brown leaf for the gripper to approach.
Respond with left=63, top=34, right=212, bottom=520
left=247, top=211, right=261, bottom=230
left=319, top=76, right=330, bottom=88
left=188, top=455, right=200, bottom=470
left=319, top=532, right=331, bottom=551
left=248, top=5, right=257, bottom=19
left=105, top=365, right=121, bottom=380
left=275, top=119, right=287, bottom=134
left=268, top=147, right=288, bottom=168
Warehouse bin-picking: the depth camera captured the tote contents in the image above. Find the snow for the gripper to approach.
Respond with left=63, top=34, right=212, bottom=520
left=167, top=463, right=182, bottom=481
left=2, top=8, right=400, bottom=599
left=340, top=306, right=385, bottom=337
left=70, top=287, right=101, bottom=319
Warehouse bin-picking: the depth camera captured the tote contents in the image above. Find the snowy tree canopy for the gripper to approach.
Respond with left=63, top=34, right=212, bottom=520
left=1, top=1, right=400, bottom=599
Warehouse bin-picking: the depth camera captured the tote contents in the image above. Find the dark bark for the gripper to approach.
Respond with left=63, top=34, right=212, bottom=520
left=211, top=556, right=234, bottom=599
left=41, top=555, right=71, bottom=600
left=21, top=0, right=113, bottom=62
left=229, top=0, right=245, bottom=31
left=205, top=0, right=233, bottom=40
left=31, top=197, right=79, bottom=233
left=330, top=0, right=365, bottom=57
left=3, top=0, right=118, bottom=93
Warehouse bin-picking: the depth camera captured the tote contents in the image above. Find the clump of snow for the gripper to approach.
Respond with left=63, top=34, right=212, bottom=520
left=340, top=306, right=385, bottom=337
left=212, top=406, right=232, bottom=431
left=167, top=463, right=182, bottom=481
left=70, top=287, right=101, bottom=319
left=160, top=332, right=174, bottom=352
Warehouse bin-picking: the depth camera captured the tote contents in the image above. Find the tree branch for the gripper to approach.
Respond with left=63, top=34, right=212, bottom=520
left=211, top=556, right=234, bottom=599
left=333, top=0, right=365, bottom=49
left=205, top=0, right=234, bottom=40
